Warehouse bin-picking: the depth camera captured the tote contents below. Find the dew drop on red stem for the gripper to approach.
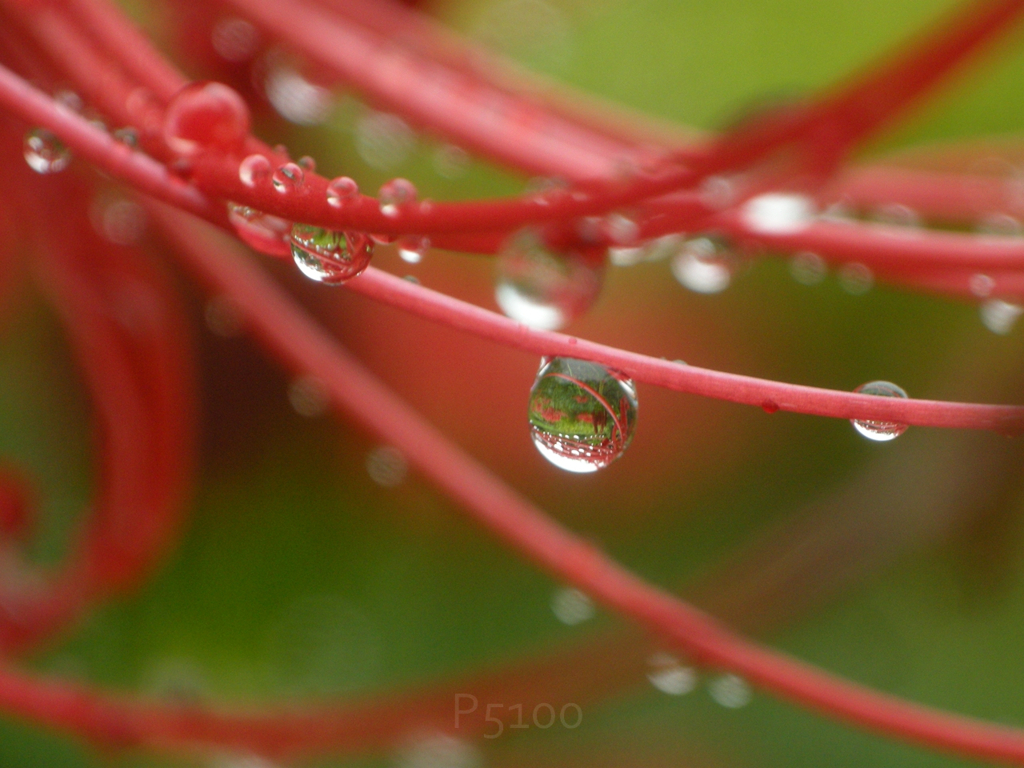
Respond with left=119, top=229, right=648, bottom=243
left=550, top=586, right=594, bottom=625
left=851, top=380, right=908, bottom=442
left=227, top=203, right=292, bottom=257
left=379, top=178, right=417, bottom=217
left=239, top=154, right=271, bottom=188
left=529, top=357, right=637, bottom=473
left=272, top=163, right=305, bottom=193
left=162, top=81, right=250, bottom=157
left=496, top=229, right=604, bottom=330
left=326, top=176, right=359, bottom=207
left=741, top=192, right=815, bottom=235
left=289, top=223, right=374, bottom=284
left=398, top=236, right=430, bottom=264
left=647, top=652, right=697, bottom=696
left=23, top=128, right=70, bottom=174
left=708, top=673, right=752, bottom=708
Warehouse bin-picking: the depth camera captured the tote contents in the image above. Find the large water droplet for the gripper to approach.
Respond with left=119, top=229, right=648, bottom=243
left=379, top=178, right=417, bottom=217
left=496, top=230, right=604, bottom=330
left=671, top=236, right=732, bottom=294
left=162, top=81, right=250, bottom=157
left=227, top=202, right=291, bottom=257
left=398, top=236, right=430, bottom=264
left=550, top=586, right=594, bottom=625
left=529, top=357, right=637, bottom=473
left=741, top=192, right=815, bottom=235
left=326, top=176, right=359, bottom=207
left=647, top=652, right=697, bottom=696
left=238, top=154, right=271, bottom=187
left=851, top=380, right=908, bottom=442
left=272, top=162, right=304, bottom=193
left=289, top=223, right=373, bottom=284
left=24, top=128, right=71, bottom=173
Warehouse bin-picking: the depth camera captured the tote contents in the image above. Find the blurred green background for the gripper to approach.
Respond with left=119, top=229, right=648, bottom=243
left=3, top=0, right=1024, bottom=766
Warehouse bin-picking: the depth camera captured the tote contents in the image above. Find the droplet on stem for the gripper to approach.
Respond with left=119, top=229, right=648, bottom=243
left=529, top=357, right=637, bottom=473
left=227, top=203, right=292, bottom=257
left=289, top=223, right=373, bottom=284
left=379, top=178, right=417, bottom=217
left=789, top=252, right=827, bottom=285
left=24, top=128, right=71, bottom=174
left=272, top=163, right=305, bottom=193
left=398, top=236, right=430, bottom=264
left=239, top=154, right=271, bottom=187
left=741, top=192, right=815, bottom=235
left=326, top=176, right=359, bottom=207
left=646, top=653, right=697, bottom=696
left=851, top=380, right=909, bottom=442
left=550, top=586, right=595, bottom=625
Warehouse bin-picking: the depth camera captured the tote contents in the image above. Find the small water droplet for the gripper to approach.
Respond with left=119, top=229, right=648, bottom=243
left=525, top=176, right=569, bottom=206
left=871, top=203, right=921, bottom=230
left=162, top=81, right=250, bottom=157
left=289, top=223, right=373, bottom=284
left=976, top=212, right=1022, bottom=237
left=227, top=202, right=292, bottom=256
left=604, top=212, right=640, bottom=246
left=433, top=143, right=470, bottom=178
left=969, top=273, right=995, bottom=298
left=741, top=192, right=815, bottom=235
left=761, top=399, right=779, bottom=414
left=325, top=176, right=359, bottom=207
left=238, top=154, right=271, bottom=187
left=23, top=128, right=71, bottom=173
left=837, top=262, right=873, bottom=295
left=529, top=357, right=637, bottom=473
left=112, top=127, right=138, bottom=147
left=272, top=162, right=304, bottom=193
left=671, top=236, right=733, bottom=294
left=365, top=446, right=408, bottom=487
left=398, top=236, right=430, bottom=264
left=403, top=275, right=421, bottom=285
left=264, top=56, right=334, bottom=125
left=288, top=375, right=330, bottom=417
left=789, top=251, right=827, bottom=285
left=356, top=110, right=415, bottom=170
left=980, top=299, right=1023, bottom=335
left=211, top=17, right=260, bottom=62
left=379, top=178, right=417, bottom=217
left=550, top=586, right=594, bottom=625
left=851, top=380, right=908, bottom=442
left=708, top=673, right=752, bottom=708
left=647, top=652, right=697, bottom=696
left=54, top=90, right=83, bottom=113
left=495, top=229, right=604, bottom=330
left=297, top=155, right=316, bottom=172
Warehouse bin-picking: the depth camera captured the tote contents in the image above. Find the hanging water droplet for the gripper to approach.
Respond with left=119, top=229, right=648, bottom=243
left=227, top=202, right=292, bottom=257
left=969, top=273, right=995, bottom=298
left=646, top=652, right=697, bottom=696
left=550, top=586, right=594, bottom=625
left=741, top=192, right=815, bottom=235
left=789, top=251, right=827, bottom=285
left=23, top=128, right=71, bottom=174
left=837, top=262, right=873, bottom=295
left=366, top=446, right=408, bottom=487
left=356, top=110, right=415, bottom=170
left=238, top=154, right=271, bottom=187
left=379, top=178, right=417, bottom=217
left=289, top=223, right=373, bottom=284
left=708, top=673, right=752, bottom=708
left=326, top=176, right=359, bottom=207
left=529, top=357, right=637, bottom=473
left=980, top=299, right=1023, bottom=335
left=297, top=155, right=316, bottom=172
left=162, top=81, right=250, bottom=157
left=288, top=375, right=330, bottom=417
left=272, top=162, right=304, bottom=193
left=398, top=236, right=430, bottom=264
left=851, top=380, right=908, bottom=442
left=671, top=236, right=732, bottom=294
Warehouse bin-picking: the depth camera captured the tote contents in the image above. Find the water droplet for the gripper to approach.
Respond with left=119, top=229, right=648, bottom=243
left=976, top=212, right=1022, bottom=237
left=211, top=17, right=260, bottom=62
left=397, top=733, right=480, bottom=768
left=356, top=110, right=415, bottom=170
left=851, top=380, right=908, bottom=442
left=204, top=295, right=244, bottom=337
left=54, top=90, right=83, bottom=113
left=379, top=178, right=417, bottom=217
left=238, top=154, right=271, bottom=187
left=871, top=203, right=921, bottom=230
left=647, top=652, right=697, bottom=696
left=398, top=236, right=430, bottom=264
left=162, top=81, right=250, bottom=157
left=708, top=673, right=752, bottom=708
left=699, top=175, right=736, bottom=209
left=604, top=212, right=641, bottom=246
left=980, top=299, right=1023, bottom=335
left=326, top=176, right=359, bottom=207
left=213, top=756, right=278, bottom=768
left=550, top=586, right=594, bottom=625
left=297, top=155, right=316, bottom=172
left=264, top=56, right=334, bottom=125
left=90, top=196, right=146, bottom=245
left=671, top=236, right=732, bottom=294
left=370, top=233, right=399, bottom=245
left=289, top=223, right=373, bottom=284
left=529, top=357, right=637, bottom=473
left=789, top=251, right=827, bottom=285
left=288, top=375, right=330, bottom=417
left=112, top=127, right=138, bottom=147
left=433, top=143, right=470, bottom=178
left=403, top=275, right=421, bottom=285
left=741, top=192, right=815, bottom=235
left=227, top=202, right=292, bottom=257
left=495, top=230, right=604, bottom=330
left=23, top=128, right=70, bottom=173
left=366, top=446, right=408, bottom=487
left=837, top=262, right=873, bottom=295
left=969, top=273, right=995, bottom=298
left=525, top=176, right=569, bottom=206
left=272, top=162, right=304, bottom=193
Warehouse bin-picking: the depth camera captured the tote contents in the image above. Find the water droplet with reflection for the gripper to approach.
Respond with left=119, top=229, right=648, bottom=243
left=851, top=380, right=908, bottom=442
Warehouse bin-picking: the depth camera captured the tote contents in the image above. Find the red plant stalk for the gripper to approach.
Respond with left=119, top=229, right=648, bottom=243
left=0, top=0, right=1023, bottom=765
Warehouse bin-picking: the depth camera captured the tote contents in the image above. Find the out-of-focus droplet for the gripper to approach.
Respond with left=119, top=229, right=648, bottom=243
left=272, top=162, right=304, bottom=193
left=54, top=90, right=84, bottom=113
left=289, top=223, right=373, bottom=284
left=741, top=192, right=815, bottom=235
left=112, top=127, right=138, bottom=147
left=379, top=178, right=417, bottom=217
left=366, top=446, right=408, bottom=487
left=213, top=756, right=278, bottom=768
left=789, top=251, right=827, bottom=285
left=24, top=128, right=71, bottom=174
left=837, top=262, right=873, bottom=295
left=980, top=299, right=1023, bottom=335
left=671, top=236, right=732, bottom=294
left=529, top=357, right=637, bottom=473
left=851, top=380, right=908, bottom=442
left=288, top=375, right=330, bottom=417
left=495, top=230, right=604, bottom=330
left=433, top=143, right=470, bottom=178
left=398, top=236, right=430, bottom=264
left=326, top=176, right=359, bottom=207
left=204, top=295, right=244, bottom=338
left=91, top=196, right=146, bottom=245
left=550, top=586, right=594, bottom=625
left=871, top=203, right=921, bottom=230
left=298, top=155, right=316, bottom=172
left=397, top=733, right=481, bottom=768
left=211, top=17, right=260, bottom=62
left=976, top=212, right=1023, bottom=237
left=356, top=110, right=415, bottom=170
left=604, top=212, right=640, bottom=246
left=699, top=175, right=736, bottom=209
left=227, top=202, right=292, bottom=257
left=264, top=57, right=334, bottom=125
left=647, top=652, right=697, bottom=696
left=239, top=154, right=271, bottom=187
left=144, top=657, right=209, bottom=703
left=708, top=673, right=752, bottom=708
left=969, top=273, right=995, bottom=298
left=162, top=81, right=250, bottom=157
